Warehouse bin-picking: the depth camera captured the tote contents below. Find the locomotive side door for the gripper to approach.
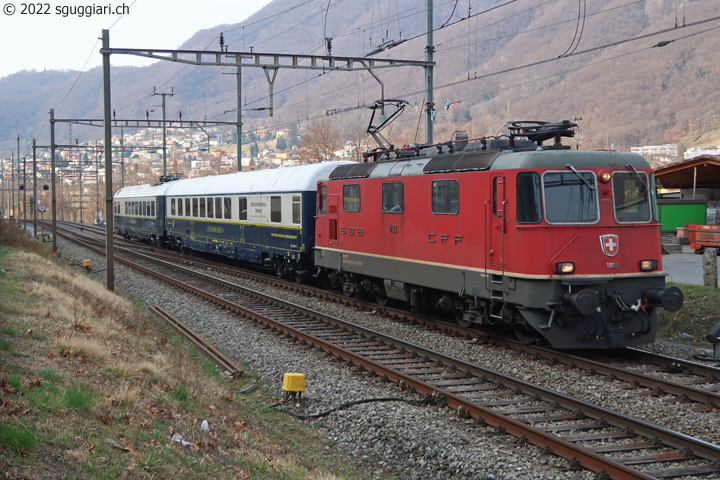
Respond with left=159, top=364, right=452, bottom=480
left=328, top=194, right=339, bottom=246
left=488, top=175, right=506, bottom=269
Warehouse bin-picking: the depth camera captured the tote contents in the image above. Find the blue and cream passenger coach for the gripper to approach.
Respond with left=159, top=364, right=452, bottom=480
left=114, top=162, right=354, bottom=281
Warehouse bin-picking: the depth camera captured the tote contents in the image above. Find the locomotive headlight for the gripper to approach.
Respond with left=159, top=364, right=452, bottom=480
left=640, top=259, right=658, bottom=271
left=599, top=171, right=612, bottom=183
left=555, top=262, right=575, bottom=274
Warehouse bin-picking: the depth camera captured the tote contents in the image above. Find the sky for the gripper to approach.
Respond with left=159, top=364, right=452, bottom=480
left=0, top=0, right=273, bottom=80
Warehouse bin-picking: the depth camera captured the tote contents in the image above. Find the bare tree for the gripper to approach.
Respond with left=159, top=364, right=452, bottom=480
left=299, top=119, right=342, bottom=163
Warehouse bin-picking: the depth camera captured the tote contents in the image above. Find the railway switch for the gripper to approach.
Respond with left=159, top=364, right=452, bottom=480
left=706, top=323, right=720, bottom=359
left=281, top=372, right=306, bottom=404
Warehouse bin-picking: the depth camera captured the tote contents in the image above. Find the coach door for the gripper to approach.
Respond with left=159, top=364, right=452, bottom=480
left=488, top=175, right=506, bottom=269
left=328, top=195, right=339, bottom=246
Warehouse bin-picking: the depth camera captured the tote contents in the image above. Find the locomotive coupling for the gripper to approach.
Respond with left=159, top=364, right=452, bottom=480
left=643, top=286, right=684, bottom=312
left=562, top=288, right=600, bottom=316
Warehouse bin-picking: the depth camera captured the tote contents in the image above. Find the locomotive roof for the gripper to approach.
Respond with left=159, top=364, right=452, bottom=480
left=328, top=148, right=649, bottom=180
left=163, top=161, right=355, bottom=196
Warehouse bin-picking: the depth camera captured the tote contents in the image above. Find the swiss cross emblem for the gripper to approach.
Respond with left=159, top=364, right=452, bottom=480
left=600, top=234, right=619, bottom=257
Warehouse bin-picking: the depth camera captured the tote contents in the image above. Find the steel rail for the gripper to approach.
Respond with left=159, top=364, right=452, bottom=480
left=148, top=305, right=243, bottom=378
left=60, top=234, right=720, bottom=479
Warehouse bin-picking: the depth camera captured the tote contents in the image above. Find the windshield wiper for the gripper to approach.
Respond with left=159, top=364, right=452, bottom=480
left=626, top=164, right=649, bottom=192
left=566, top=164, right=594, bottom=190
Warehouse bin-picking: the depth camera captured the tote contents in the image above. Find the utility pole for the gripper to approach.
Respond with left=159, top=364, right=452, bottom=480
left=237, top=65, right=242, bottom=172
left=102, top=29, right=115, bottom=291
left=1, top=156, right=4, bottom=219
left=152, top=86, right=174, bottom=177
left=22, top=157, right=26, bottom=229
left=424, top=0, right=434, bottom=144
left=32, top=140, right=37, bottom=238
left=120, top=126, right=125, bottom=188
left=50, top=109, right=57, bottom=253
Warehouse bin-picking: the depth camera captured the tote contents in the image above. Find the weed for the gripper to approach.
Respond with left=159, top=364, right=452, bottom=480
left=170, top=382, right=190, bottom=402
left=0, top=339, right=12, bottom=351
left=39, top=367, right=63, bottom=383
left=0, top=422, right=37, bottom=454
left=2, top=327, right=17, bottom=336
left=63, top=385, right=94, bottom=411
left=5, top=374, right=22, bottom=391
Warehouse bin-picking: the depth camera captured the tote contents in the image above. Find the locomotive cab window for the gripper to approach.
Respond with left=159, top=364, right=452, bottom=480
left=542, top=171, right=598, bottom=224
left=612, top=171, right=651, bottom=223
left=343, top=184, right=360, bottom=212
left=382, top=182, right=404, bottom=213
left=431, top=179, right=459, bottom=214
left=516, top=172, right=542, bottom=223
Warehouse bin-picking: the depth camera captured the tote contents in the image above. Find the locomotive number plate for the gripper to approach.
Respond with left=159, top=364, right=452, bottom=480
left=606, top=262, right=619, bottom=269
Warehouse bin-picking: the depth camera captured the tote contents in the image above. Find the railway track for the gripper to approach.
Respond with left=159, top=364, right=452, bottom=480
left=50, top=221, right=720, bottom=410
left=55, top=226, right=720, bottom=479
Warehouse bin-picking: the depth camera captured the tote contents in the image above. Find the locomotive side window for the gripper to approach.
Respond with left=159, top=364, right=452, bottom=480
left=319, top=185, right=327, bottom=215
left=271, top=196, right=282, bottom=222
left=516, top=172, right=542, bottom=223
left=223, top=197, right=232, bottom=219
left=292, top=196, right=301, bottom=224
left=215, top=198, right=223, bottom=219
left=612, top=172, right=651, bottom=223
left=239, top=197, right=248, bottom=220
left=492, top=177, right=505, bottom=217
left=431, top=179, right=459, bottom=214
left=542, top=171, right=598, bottom=224
left=382, top=182, right=404, bottom=213
left=343, top=184, right=361, bottom=212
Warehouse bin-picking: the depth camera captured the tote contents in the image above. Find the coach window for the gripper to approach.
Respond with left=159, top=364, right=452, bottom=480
left=207, top=197, right=214, bottom=218
left=516, top=172, right=542, bottom=223
left=239, top=197, right=248, bottom=220
left=199, top=198, right=206, bottom=218
left=431, top=179, right=459, bottom=214
left=542, top=171, right=598, bottom=224
left=319, top=185, right=327, bottom=215
left=215, top=198, right=222, bottom=219
left=223, top=197, right=231, bottom=219
left=184, top=198, right=191, bottom=217
left=192, top=198, right=199, bottom=217
left=170, top=198, right=176, bottom=216
left=292, top=196, right=301, bottom=224
left=271, top=196, right=282, bottom=223
left=177, top=198, right=183, bottom=217
left=343, top=184, right=361, bottom=212
left=382, top=182, right=404, bottom=213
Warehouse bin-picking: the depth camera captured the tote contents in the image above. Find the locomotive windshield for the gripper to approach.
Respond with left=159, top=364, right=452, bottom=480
left=542, top=171, right=598, bottom=223
left=612, top=171, right=652, bottom=223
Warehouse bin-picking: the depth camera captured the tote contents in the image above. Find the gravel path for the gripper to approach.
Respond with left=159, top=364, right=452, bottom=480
left=57, top=240, right=720, bottom=480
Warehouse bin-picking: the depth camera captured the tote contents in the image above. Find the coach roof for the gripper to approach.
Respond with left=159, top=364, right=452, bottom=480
left=157, top=161, right=356, bottom=197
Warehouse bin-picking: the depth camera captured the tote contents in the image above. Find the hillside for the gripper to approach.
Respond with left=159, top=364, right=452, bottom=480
left=1, top=0, right=718, bottom=154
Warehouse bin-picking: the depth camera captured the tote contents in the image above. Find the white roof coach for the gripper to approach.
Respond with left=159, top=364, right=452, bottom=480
left=164, top=161, right=356, bottom=197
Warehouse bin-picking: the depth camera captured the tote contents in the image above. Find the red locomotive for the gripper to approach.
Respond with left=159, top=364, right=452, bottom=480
left=314, top=102, right=683, bottom=349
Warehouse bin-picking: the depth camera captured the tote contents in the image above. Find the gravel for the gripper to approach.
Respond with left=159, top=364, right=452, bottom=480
left=57, top=239, right=720, bottom=480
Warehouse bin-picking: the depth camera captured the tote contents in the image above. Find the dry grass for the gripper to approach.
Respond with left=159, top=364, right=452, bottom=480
left=0, top=224, right=368, bottom=480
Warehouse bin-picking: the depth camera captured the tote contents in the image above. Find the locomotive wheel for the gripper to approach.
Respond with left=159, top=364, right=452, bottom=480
left=454, top=309, right=471, bottom=328
left=513, top=324, right=540, bottom=345
left=374, top=291, right=390, bottom=306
